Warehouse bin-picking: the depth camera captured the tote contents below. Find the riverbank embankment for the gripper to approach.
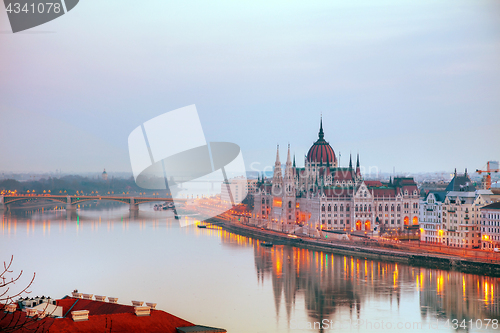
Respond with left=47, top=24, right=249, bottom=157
left=207, top=218, right=500, bottom=277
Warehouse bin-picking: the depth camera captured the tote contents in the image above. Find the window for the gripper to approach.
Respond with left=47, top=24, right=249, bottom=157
left=340, top=205, right=344, bottom=212
left=385, top=205, right=388, bottom=212
left=346, top=205, right=350, bottom=212
left=327, top=205, right=331, bottom=212
left=322, top=205, right=325, bottom=212
left=334, top=205, right=337, bottom=212
left=288, top=201, right=292, bottom=208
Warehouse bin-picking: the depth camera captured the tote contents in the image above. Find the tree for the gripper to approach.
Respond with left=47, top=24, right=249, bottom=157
left=0, top=255, right=41, bottom=332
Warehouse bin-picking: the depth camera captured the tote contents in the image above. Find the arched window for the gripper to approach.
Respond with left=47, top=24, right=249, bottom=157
left=364, top=205, right=367, bottom=212
left=322, top=205, right=325, bottom=212
left=334, top=205, right=337, bottom=212
left=355, top=205, right=358, bottom=212
left=397, top=205, right=401, bottom=212
left=340, top=205, right=344, bottom=212
left=327, top=205, right=331, bottom=212
left=379, top=205, right=382, bottom=212
left=369, top=205, right=371, bottom=212
left=262, top=198, right=265, bottom=204
left=288, top=201, right=292, bottom=208
left=346, top=205, right=350, bottom=212
left=391, top=205, right=394, bottom=212
left=385, top=205, right=388, bottom=212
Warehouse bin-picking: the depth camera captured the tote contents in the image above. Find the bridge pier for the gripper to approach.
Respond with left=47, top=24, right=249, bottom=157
left=0, top=196, right=5, bottom=212
left=66, top=204, right=77, bottom=211
left=129, top=198, right=139, bottom=211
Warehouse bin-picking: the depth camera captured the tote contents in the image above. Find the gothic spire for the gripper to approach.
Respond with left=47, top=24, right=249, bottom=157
left=349, top=153, right=353, bottom=170
left=293, top=154, right=296, bottom=168
left=318, top=115, right=324, bottom=140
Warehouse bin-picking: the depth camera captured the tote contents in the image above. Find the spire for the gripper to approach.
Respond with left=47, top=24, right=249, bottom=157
left=349, top=153, right=353, bottom=170
left=286, top=144, right=291, bottom=164
left=355, top=153, right=361, bottom=180
left=318, top=115, right=324, bottom=140
left=389, top=176, right=392, bottom=185
left=454, top=168, right=457, bottom=176
left=465, top=168, right=467, bottom=176
left=293, top=154, right=296, bottom=168
left=272, top=144, right=283, bottom=195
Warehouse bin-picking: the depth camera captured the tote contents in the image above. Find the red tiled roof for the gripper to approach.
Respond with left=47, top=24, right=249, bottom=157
left=1, top=298, right=196, bottom=333
left=372, top=188, right=396, bottom=197
left=333, top=169, right=354, bottom=182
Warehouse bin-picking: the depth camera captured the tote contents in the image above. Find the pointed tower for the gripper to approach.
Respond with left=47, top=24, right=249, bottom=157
left=272, top=145, right=283, bottom=196
left=349, top=153, right=353, bottom=171
left=355, top=153, right=361, bottom=181
left=283, top=144, right=296, bottom=224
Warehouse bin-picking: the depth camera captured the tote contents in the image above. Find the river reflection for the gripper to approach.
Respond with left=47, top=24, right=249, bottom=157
left=1, top=207, right=500, bottom=332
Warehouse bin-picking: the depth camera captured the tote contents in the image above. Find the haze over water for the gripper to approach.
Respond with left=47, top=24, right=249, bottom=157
left=1, top=204, right=499, bottom=332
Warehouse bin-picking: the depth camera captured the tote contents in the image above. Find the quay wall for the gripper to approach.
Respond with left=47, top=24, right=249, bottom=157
left=209, top=219, right=500, bottom=277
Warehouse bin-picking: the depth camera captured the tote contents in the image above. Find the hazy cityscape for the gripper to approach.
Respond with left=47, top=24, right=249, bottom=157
left=2, top=0, right=500, bottom=332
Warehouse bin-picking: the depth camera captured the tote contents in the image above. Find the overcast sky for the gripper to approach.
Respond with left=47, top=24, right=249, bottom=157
left=1, top=0, right=499, bottom=175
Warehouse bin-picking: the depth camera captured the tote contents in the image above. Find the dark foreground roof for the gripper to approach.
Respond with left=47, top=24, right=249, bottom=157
left=1, top=297, right=226, bottom=333
left=482, top=202, right=500, bottom=210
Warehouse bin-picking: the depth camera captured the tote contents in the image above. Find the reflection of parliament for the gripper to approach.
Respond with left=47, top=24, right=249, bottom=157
left=251, top=118, right=419, bottom=232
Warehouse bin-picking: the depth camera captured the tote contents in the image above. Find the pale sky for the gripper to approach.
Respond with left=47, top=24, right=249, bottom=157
left=1, top=0, right=499, bottom=175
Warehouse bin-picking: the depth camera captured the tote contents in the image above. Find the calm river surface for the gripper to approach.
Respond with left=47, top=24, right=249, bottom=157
left=1, top=204, right=500, bottom=332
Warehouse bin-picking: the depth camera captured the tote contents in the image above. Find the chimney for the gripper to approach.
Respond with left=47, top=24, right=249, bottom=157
left=71, top=310, right=89, bottom=322
left=82, top=294, right=93, bottom=300
left=26, top=308, right=38, bottom=317
left=134, top=306, right=150, bottom=317
left=72, top=292, right=83, bottom=299
left=108, top=297, right=118, bottom=304
left=5, top=304, right=17, bottom=313
left=146, top=302, right=157, bottom=310
left=95, top=295, right=106, bottom=302
left=37, top=310, right=47, bottom=319
left=131, top=300, right=143, bottom=306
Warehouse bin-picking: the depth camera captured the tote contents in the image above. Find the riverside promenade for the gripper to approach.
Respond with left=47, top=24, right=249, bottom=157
left=205, top=217, right=500, bottom=277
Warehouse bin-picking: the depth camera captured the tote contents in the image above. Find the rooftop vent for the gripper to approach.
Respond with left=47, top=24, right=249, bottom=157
left=134, top=306, right=150, bottom=317
left=82, top=294, right=93, bottom=300
left=37, top=310, right=47, bottom=319
left=131, top=300, right=143, bottom=306
left=95, top=295, right=106, bottom=302
left=72, top=292, right=83, bottom=299
left=146, top=302, right=157, bottom=310
left=71, top=310, right=89, bottom=322
left=108, top=297, right=118, bottom=304
left=4, top=304, right=17, bottom=313
left=26, top=308, right=38, bottom=317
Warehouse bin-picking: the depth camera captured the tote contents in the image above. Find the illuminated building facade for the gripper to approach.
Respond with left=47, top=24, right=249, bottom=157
left=419, top=191, right=445, bottom=243
left=440, top=170, right=494, bottom=249
left=251, top=119, right=419, bottom=233
left=480, top=202, right=500, bottom=250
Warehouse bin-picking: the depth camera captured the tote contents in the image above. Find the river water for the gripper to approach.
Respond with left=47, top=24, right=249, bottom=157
left=1, top=204, right=499, bottom=332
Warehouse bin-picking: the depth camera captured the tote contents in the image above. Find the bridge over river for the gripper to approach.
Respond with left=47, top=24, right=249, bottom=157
left=0, top=194, right=185, bottom=211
